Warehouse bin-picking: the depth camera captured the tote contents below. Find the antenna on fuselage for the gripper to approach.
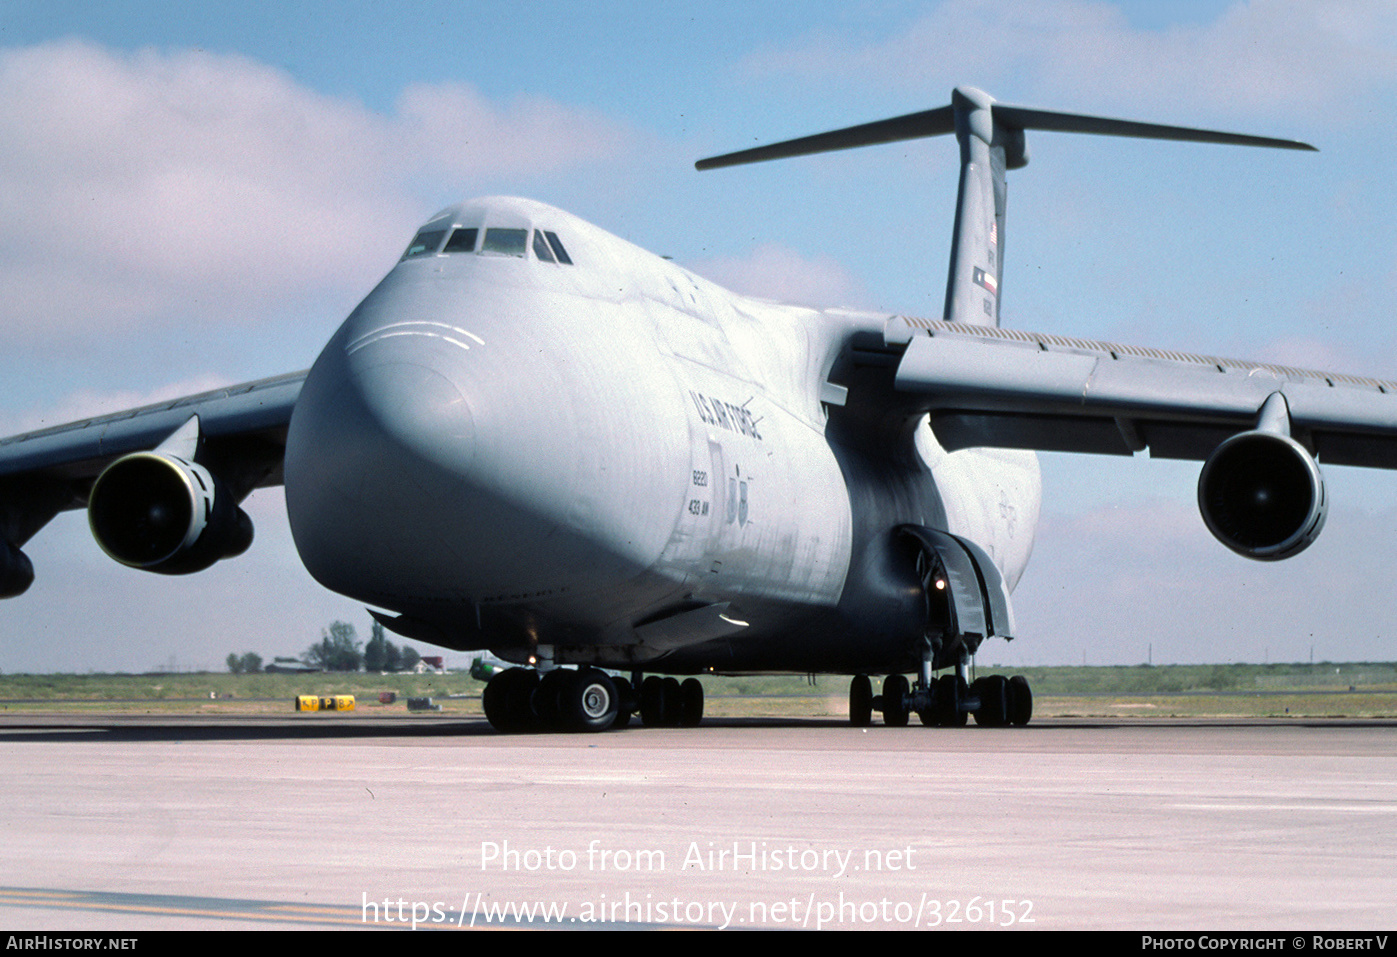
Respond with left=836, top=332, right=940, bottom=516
left=697, top=87, right=1315, bottom=328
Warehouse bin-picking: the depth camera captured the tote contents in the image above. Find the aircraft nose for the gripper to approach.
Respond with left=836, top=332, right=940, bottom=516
left=284, top=286, right=685, bottom=621
left=284, top=328, right=484, bottom=600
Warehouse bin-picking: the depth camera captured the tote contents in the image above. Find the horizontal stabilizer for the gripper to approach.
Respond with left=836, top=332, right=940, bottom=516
left=696, top=106, right=954, bottom=169
left=696, top=93, right=1314, bottom=170
left=990, top=104, right=1316, bottom=151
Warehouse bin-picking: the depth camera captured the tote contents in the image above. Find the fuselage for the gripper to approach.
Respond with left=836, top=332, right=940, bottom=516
left=283, top=197, right=1040, bottom=675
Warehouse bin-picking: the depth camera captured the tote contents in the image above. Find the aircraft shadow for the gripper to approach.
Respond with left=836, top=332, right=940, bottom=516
left=0, top=713, right=860, bottom=743
left=0, top=713, right=1386, bottom=743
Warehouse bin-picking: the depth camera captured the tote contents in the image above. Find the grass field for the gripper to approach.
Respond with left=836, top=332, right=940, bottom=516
left=1, top=663, right=1394, bottom=720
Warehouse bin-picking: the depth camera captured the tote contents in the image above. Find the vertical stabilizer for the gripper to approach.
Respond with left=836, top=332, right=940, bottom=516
left=944, top=88, right=1013, bottom=327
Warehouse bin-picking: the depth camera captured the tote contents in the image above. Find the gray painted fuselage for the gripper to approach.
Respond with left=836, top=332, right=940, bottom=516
left=284, top=197, right=1039, bottom=675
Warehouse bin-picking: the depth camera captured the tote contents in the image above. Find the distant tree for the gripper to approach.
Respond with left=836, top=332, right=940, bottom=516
left=305, top=621, right=362, bottom=672
left=364, top=620, right=388, bottom=672
left=384, top=639, right=403, bottom=672
left=363, top=620, right=420, bottom=672
left=227, top=652, right=264, bottom=674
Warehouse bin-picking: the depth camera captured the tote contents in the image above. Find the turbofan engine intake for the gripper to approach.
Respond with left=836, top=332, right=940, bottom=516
left=88, top=452, right=253, bottom=574
left=1197, top=431, right=1327, bottom=561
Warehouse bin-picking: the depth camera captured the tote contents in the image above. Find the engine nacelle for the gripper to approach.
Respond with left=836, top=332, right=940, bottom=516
left=0, top=541, right=34, bottom=598
left=88, top=452, right=253, bottom=575
left=1197, top=430, right=1327, bottom=561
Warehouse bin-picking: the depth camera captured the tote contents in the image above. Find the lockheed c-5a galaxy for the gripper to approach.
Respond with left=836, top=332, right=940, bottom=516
left=2, top=88, right=1391, bottom=733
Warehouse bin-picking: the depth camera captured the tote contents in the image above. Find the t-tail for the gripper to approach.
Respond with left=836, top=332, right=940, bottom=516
left=697, top=87, right=1314, bottom=328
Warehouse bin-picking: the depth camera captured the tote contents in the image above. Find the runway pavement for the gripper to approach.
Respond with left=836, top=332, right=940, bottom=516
left=0, top=714, right=1393, bottom=930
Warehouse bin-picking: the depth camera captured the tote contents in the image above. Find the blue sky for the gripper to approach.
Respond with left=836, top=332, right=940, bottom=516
left=2, top=1, right=1397, bottom=672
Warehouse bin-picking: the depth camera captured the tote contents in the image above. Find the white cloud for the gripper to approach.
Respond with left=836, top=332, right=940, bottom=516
left=395, top=82, right=639, bottom=178
left=0, top=40, right=641, bottom=349
left=741, top=0, right=1397, bottom=122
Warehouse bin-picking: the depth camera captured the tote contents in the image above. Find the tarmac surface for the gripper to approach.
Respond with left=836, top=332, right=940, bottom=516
left=0, top=714, right=1394, bottom=930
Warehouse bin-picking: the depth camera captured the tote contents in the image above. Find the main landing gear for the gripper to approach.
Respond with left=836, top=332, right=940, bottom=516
left=848, top=671, right=1032, bottom=727
left=638, top=675, right=705, bottom=728
left=482, top=668, right=705, bottom=733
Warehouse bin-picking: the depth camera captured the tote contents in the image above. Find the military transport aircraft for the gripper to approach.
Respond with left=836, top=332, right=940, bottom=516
left=2, top=87, right=1390, bottom=733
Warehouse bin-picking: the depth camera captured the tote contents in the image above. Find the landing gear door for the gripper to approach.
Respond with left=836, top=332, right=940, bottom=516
left=900, top=525, right=1014, bottom=643
left=952, top=532, right=1015, bottom=639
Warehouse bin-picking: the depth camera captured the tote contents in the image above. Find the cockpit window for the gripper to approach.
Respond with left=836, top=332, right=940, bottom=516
left=544, top=231, right=573, bottom=265
left=481, top=228, right=528, bottom=257
left=402, top=229, right=447, bottom=259
left=411, top=221, right=574, bottom=265
left=532, top=230, right=555, bottom=263
left=443, top=227, right=478, bottom=253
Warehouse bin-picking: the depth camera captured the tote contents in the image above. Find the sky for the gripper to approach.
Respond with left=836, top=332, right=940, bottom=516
left=2, top=0, right=1397, bottom=672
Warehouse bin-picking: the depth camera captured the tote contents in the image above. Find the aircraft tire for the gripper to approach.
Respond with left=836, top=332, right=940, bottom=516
left=679, top=678, right=704, bottom=727
left=882, top=674, right=909, bottom=727
left=562, top=669, right=620, bottom=733
left=640, top=676, right=668, bottom=727
left=849, top=674, right=873, bottom=727
left=916, top=684, right=936, bottom=726
left=534, top=669, right=573, bottom=729
left=964, top=676, right=985, bottom=725
left=973, top=674, right=1008, bottom=727
left=937, top=674, right=968, bottom=726
left=952, top=675, right=970, bottom=726
left=483, top=668, right=539, bottom=733
left=611, top=676, right=635, bottom=729
left=662, top=677, right=683, bottom=726
left=1007, top=675, right=1033, bottom=727
left=917, top=678, right=940, bottom=726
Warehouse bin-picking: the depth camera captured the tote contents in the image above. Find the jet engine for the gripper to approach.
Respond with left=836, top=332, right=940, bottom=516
left=0, top=542, right=34, bottom=598
left=88, top=451, right=253, bottom=574
left=1197, top=430, right=1327, bottom=561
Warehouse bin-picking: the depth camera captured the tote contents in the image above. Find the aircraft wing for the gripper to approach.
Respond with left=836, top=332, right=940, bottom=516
left=0, top=371, right=304, bottom=552
left=880, top=316, right=1397, bottom=468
